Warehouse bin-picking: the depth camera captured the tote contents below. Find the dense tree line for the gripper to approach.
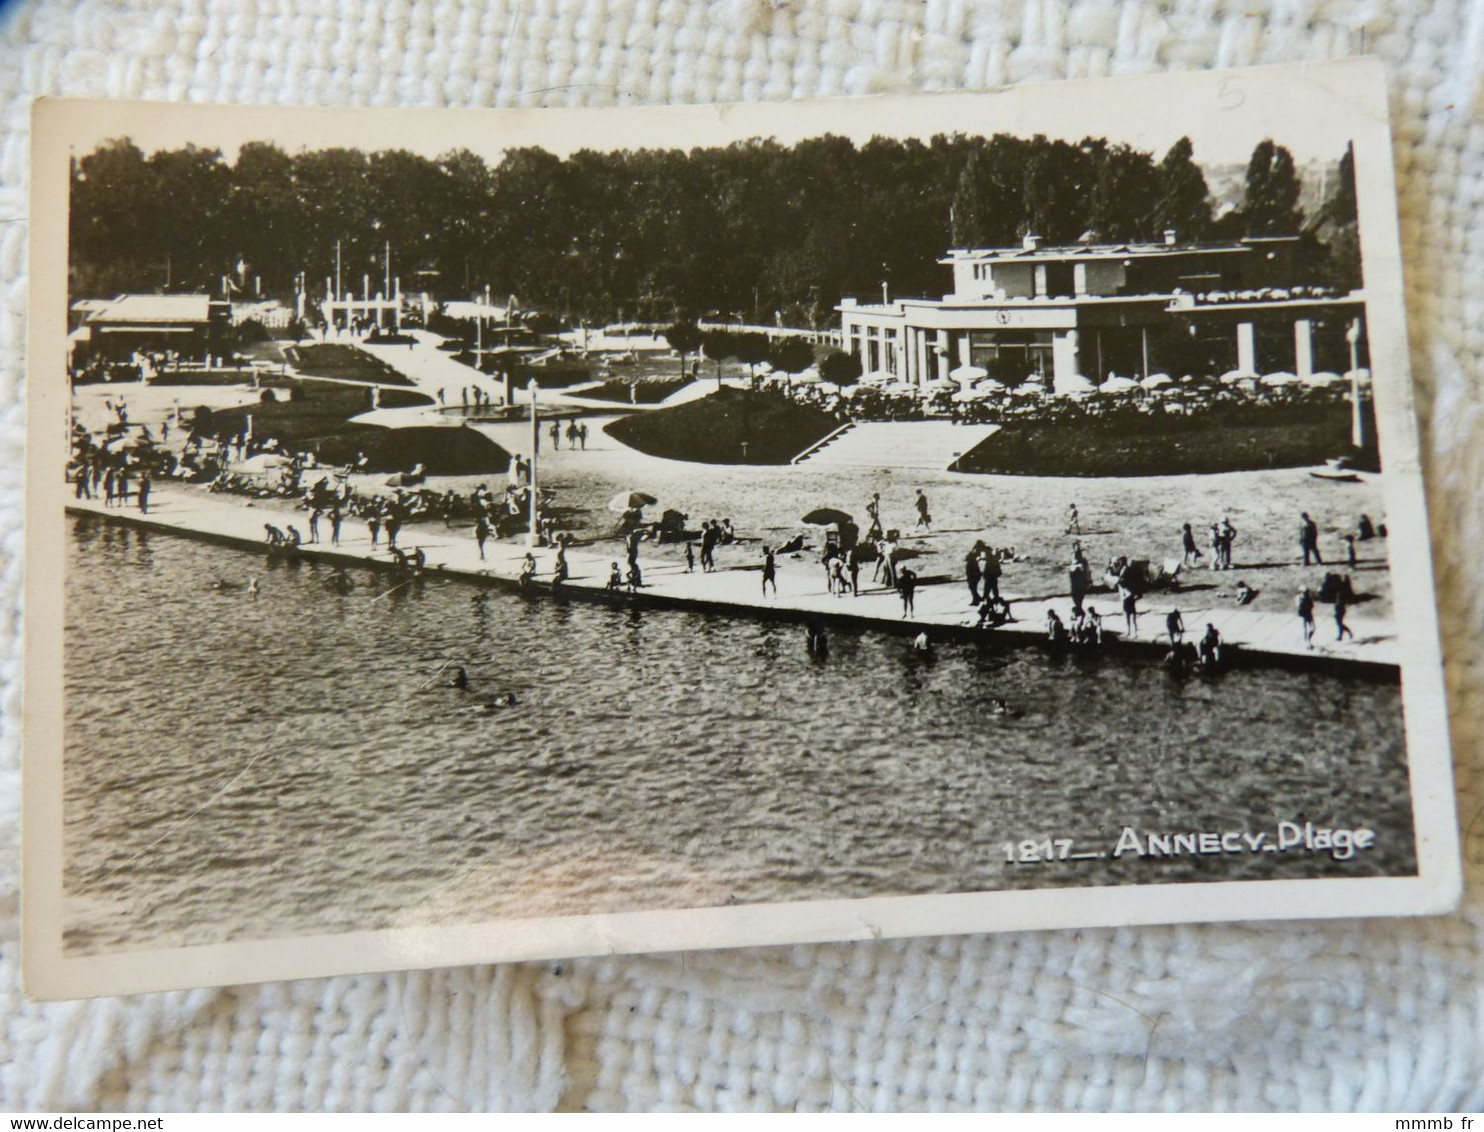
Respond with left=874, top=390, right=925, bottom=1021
left=69, top=132, right=1352, bottom=325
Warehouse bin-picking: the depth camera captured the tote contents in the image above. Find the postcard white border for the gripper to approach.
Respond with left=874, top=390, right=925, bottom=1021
left=24, top=59, right=1462, bottom=1000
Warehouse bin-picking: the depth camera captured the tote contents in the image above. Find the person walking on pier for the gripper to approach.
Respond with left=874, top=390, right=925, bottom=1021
left=827, top=554, right=846, bottom=597
left=1300, top=512, right=1323, bottom=566
left=367, top=512, right=381, bottom=549
left=684, top=540, right=695, bottom=573
left=699, top=521, right=718, bottom=572
left=914, top=490, right=932, bottom=533
left=1297, top=587, right=1317, bottom=649
left=566, top=420, right=580, bottom=449
left=762, top=546, right=777, bottom=597
left=330, top=508, right=343, bottom=546
left=847, top=544, right=862, bottom=596
left=1166, top=608, right=1185, bottom=648
left=966, top=543, right=983, bottom=605
left=981, top=548, right=1001, bottom=603
left=1220, top=518, right=1238, bottom=569
left=1181, top=523, right=1202, bottom=567
left=1334, top=592, right=1355, bottom=642
left=1066, top=503, right=1080, bottom=535
left=117, top=465, right=131, bottom=506
left=1121, top=587, right=1139, bottom=638
left=549, top=421, right=561, bottom=451
left=898, top=566, right=918, bottom=618
left=475, top=515, right=491, bottom=561
left=578, top=423, right=589, bottom=450
left=385, top=514, right=402, bottom=552
left=137, top=472, right=151, bottom=515
left=1209, top=523, right=1223, bottom=570
left=866, top=493, right=884, bottom=541
left=1344, top=533, right=1358, bottom=568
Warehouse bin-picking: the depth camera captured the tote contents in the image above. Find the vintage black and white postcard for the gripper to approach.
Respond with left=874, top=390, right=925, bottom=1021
left=24, top=59, right=1462, bottom=998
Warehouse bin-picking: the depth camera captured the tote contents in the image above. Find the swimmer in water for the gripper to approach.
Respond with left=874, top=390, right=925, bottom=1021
left=451, top=666, right=470, bottom=690
left=247, top=577, right=259, bottom=598
left=484, top=692, right=518, bottom=709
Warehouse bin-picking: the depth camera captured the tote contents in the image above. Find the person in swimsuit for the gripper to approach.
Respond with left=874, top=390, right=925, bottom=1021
left=761, top=547, right=777, bottom=597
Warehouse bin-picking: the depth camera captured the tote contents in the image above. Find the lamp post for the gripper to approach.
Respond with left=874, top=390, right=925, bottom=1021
left=527, top=378, right=540, bottom=548
left=1346, top=318, right=1365, bottom=449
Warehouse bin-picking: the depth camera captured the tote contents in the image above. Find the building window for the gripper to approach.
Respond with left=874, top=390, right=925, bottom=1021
left=968, top=330, right=1055, bottom=383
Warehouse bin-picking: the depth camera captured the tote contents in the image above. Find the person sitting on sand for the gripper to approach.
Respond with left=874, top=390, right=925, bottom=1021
left=519, top=553, right=537, bottom=589
left=606, top=562, right=623, bottom=590
left=1235, top=580, right=1258, bottom=606
left=286, top=525, right=302, bottom=548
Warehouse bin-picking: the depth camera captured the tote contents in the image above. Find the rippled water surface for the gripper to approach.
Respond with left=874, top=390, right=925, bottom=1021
left=63, top=518, right=1416, bottom=955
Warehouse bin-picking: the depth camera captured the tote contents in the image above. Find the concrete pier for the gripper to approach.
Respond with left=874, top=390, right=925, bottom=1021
left=69, top=485, right=1400, bottom=675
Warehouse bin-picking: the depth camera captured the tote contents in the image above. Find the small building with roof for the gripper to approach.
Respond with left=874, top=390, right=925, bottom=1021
left=837, top=231, right=1367, bottom=394
left=70, top=293, right=232, bottom=365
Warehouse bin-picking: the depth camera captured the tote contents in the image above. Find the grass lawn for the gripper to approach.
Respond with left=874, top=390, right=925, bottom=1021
left=196, top=382, right=504, bottom=473
left=286, top=343, right=414, bottom=386
left=605, top=388, right=842, bottom=464
left=450, top=348, right=593, bottom=388
left=955, top=402, right=1379, bottom=477
left=583, top=376, right=691, bottom=404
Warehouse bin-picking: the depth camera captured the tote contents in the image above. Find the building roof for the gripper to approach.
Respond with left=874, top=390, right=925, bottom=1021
left=938, top=237, right=1300, bottom=266
left=86, top=294, right=213, bottom=325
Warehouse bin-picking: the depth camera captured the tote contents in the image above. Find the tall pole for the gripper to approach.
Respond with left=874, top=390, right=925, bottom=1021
left=1347, top=318, right=1365, bottom=448
left=335, top=240, right=342, bottom=301
left=384, top=240, right=391, bottom=298
left=527, top=379, right=540, bottom=548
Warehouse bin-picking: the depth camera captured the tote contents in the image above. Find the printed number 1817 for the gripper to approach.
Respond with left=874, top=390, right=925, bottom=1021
left=1004, top=839, right=1072, bottom=863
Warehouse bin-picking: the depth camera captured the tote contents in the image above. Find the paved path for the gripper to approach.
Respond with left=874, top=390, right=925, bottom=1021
left=796, top=421, right=999, bottom=471
left=71, top=485, right=1399, bottom=670
left=357, top=330, right=508, bottom=407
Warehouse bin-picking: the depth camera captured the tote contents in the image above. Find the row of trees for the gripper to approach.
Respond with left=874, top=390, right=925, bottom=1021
left=70, top=132, right=1358, bottom=325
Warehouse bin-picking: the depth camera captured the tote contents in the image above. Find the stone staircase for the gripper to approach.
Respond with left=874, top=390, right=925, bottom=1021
left=793, top=421, right=999, bottom=471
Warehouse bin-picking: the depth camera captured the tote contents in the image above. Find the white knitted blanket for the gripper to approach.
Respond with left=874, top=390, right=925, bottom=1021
left=2, top=0, right=1481, bottom=1112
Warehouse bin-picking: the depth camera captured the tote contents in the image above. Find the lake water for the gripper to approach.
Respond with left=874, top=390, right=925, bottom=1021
left=63, top=517, right=1417, bottom=955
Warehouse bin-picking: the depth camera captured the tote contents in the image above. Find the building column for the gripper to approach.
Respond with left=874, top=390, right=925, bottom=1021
left=917, top=328, right=930, bottom=387
left=1293, top=318, right=1313, bottom=377
left=1051, top=330, right=1080, bottom=395
left=1236, top=322, right=1256, bottom=373
left=902, top=327, right=917, bottom=385
left=956, top=334, right=971, bottom=368
left=935, top=329, right=950, bottom=383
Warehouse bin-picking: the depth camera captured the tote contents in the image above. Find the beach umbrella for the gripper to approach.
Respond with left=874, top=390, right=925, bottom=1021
left=948, top=364, right=989, bottom=389
left=1099, top=375, right=1141, bottom=393
left=1302, top=371, right=1344, bottom=387
left=607, top=490, right=658, bottom=512
left=1261, top=371, right=1300, bottom=387
left=952, top=387, right=993, bottom=403
left=857, top=370, right=894, bottom=387
left=1219, top=368, right=1259, bottom=384
left=791, top=367, right=823, bottom=385
left=1141, top=373, right=1174, bottom=390
left=816, top=381, right=841, bottom=396
left=802, top=508, right=853, bottom=526
left=884, top=380, right=918, bottom=396
left=1059, top=373, right=1098, bottom=394
left=239, top=452, right=292, bottom=472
